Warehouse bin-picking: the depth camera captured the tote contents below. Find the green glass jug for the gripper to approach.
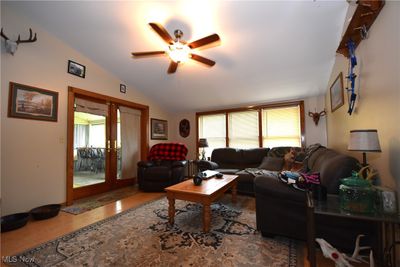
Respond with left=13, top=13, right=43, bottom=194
left=339, top=171, right=376, bottom=214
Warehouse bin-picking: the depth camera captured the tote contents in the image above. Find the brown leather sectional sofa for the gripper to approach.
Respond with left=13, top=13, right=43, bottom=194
left=254, top=146, right=379, bottom=254
left=200, top=145, right=379, bottom=256
left=197, top=146, right=302, bottom=195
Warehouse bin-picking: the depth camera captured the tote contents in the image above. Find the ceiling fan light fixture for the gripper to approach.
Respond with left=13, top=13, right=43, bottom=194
left=167, top=41, right=190, bottom=63
left=132, top=23, right=220, bottom=73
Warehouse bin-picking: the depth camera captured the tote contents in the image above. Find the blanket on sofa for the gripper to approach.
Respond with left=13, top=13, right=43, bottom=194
left=244, top=168, right=276, bottom=177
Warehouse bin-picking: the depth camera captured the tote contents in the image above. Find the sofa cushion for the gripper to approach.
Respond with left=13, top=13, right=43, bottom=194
left=241, top=148, right=270, bottom=167
left=211, top=147, right=270, bottom=169
left=306, top=147, right=359, bottom=194
left=319, top=155, right=359, bottom=194
left=258, top=156, right=284, bottom=171
left=211, top=148, right=243, bottom=169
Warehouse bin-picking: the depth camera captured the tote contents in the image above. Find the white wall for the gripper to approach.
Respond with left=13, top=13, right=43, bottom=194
left=304, top=95, right=328, bottom=147
left=324, top=2, right=400, bottom=191
left=1, top=6, right=173, bottom=215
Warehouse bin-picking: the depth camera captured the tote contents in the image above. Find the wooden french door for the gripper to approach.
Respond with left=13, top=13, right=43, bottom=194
left=66, top=87, right=149, bottom=205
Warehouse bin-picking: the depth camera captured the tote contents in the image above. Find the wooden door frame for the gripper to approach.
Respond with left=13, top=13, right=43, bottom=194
left=66, top=87, right=149, bottom=205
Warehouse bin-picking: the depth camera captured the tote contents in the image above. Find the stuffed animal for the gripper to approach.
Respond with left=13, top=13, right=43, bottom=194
left=283, top=148, right=304, bottom=171
left=283, top=148, right=296, bottom=170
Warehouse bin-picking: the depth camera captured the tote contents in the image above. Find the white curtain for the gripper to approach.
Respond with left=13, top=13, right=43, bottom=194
left=119, top=106, right=141, bottom=179
left=75, top=98, right=108, bottom=116
left=74, top=125, right=89, bottom=148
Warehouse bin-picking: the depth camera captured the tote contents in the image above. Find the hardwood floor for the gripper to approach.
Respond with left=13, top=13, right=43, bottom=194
left=1, top=191, right=365, bottom=267
left=1, top=191, right=164, bottom=265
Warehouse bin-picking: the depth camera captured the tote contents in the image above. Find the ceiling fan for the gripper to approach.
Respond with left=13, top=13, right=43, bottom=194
left=132, top=23, right=220, bottom=74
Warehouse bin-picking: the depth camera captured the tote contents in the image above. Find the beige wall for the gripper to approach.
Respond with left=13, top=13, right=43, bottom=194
left=325, top=2, right=400, bottom=192
left=1, top=7, right=173, bottom=215
left=170, top=112, right=197, bottom=160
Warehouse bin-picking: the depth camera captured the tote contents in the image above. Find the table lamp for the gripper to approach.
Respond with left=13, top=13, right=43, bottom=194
left=198, top=138, right=208, bottom=160
left=348, top=129, right=381, bottom=166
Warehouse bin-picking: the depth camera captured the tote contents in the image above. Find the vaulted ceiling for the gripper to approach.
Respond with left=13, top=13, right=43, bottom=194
left=5, top=1, right=349, bottom=112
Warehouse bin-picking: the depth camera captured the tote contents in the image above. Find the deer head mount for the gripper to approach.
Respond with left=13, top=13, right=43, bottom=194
left=308, top=110, right=326, bottom=126
left=1, top=28, right=37, bottom=55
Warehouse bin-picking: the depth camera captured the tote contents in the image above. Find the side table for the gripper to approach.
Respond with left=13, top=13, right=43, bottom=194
left=306, top=191, right=400, bottom=267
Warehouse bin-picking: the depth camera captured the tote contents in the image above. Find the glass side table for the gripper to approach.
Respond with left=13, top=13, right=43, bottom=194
left=306, top=191, right=400, bottom=267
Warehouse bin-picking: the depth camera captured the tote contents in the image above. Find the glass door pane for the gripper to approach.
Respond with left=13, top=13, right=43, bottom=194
left=73, top=111, right=106, bottom=188
left=116, top=109, right=122, bottom=179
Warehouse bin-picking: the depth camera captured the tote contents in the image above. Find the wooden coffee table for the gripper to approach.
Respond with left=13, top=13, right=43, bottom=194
left=165, top=174, right=238, bottom=233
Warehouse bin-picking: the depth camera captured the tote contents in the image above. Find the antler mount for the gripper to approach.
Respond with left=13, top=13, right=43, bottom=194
left=1, top=28, right=37, bottom=55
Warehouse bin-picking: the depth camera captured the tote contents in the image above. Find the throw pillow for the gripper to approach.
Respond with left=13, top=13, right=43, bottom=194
left=258, top=156, right=284, bottom=171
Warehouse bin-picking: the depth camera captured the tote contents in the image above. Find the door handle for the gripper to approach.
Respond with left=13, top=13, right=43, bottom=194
left=107, top=140, right=111, bottom=152
left=114, top=140, right=117, bottom=152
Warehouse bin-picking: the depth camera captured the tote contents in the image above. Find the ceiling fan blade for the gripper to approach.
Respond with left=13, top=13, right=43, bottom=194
left=188, top=34, right=220, bottom=49
left=190, top=54, right=215, bottom=67
left=149, top=23, right=174, bottom=45
left=167, top=61, right=178, bottom=74
left=131, top=51, right=165, bottom=57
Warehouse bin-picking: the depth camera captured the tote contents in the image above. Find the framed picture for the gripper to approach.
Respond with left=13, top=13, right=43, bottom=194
left=151, top=118, right=168, bottom=140
left=68, top=60, right=86, bottom=78
left=330, top=72, right=344, bottom=112
left=8, top=82, right=58, bottom=122
left=120, top=84, right=126, bottom=94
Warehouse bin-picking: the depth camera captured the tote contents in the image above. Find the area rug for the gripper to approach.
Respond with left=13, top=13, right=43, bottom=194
left=10, top=195, right=301, bottom=267
left=61, top=186, right=139, bottom=215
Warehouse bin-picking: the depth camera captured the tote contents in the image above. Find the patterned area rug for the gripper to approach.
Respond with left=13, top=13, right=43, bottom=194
left=61, top=186, right=139, bottom=215
left=11, top=195, right=301, bottom=267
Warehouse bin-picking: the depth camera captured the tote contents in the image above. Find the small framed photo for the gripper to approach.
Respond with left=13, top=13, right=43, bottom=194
left=382, top=190, right=397, bottom=214
left=151, top=118, right=168, bottom=140
left=120, top=84, right=126, bottom=94
left=330, top=72, right=344, bottom=112
left=68, top=60, right=86, bottom=78
left=8, top=82, right=58, bottom=122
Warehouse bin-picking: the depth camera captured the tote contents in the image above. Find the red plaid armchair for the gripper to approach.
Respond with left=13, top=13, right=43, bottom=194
left=137, top=143, right=188, bottom=191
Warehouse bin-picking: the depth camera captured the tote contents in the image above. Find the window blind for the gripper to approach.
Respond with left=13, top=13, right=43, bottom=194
left=262, top=106, right=301, bottom=148
left=75, top=98, right=108, bottom=116
left=228, top=110, right=259, bottom=148
left=198, top=114, right=226, bottom=158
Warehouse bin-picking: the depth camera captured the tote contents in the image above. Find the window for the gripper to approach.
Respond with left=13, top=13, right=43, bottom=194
left=228, top=110, right=259, bottom=149
left=198, top=114, right=226, bottom=158
left=196, top=101, right=304, bottom=158
left=262, top=106, right=301, bottom=148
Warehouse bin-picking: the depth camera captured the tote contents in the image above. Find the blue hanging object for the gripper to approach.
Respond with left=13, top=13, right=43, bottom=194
left=346, top=40, right=357, bottom=115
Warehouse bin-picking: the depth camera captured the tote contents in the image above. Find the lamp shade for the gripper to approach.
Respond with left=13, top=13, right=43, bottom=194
left=198, top=138, right=209, bottom=148
left=348, top=129, right=381, bottom=152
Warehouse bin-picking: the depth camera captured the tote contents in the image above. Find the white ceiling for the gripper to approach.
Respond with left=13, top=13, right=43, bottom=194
left=5, top=1, right=348, bottom=113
